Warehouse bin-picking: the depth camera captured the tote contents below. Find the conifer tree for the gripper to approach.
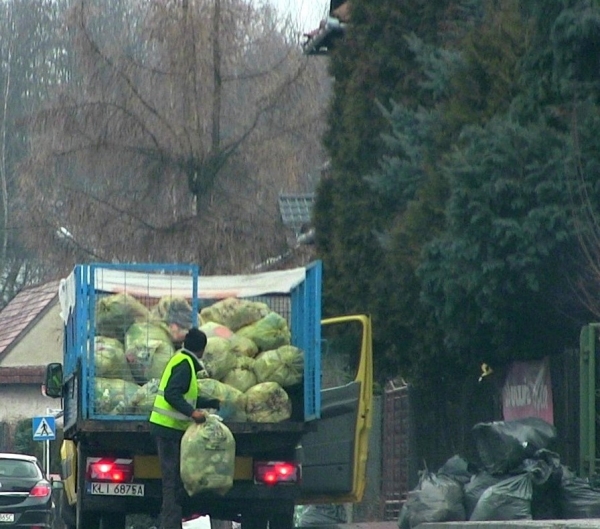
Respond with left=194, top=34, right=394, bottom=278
left=314, top=0, right=462, bottom=378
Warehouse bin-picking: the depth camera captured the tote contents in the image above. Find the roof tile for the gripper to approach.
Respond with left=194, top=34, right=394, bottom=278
left=0, top=281, right=59, bottom=360
left=0, top=365, right=45, bottom=384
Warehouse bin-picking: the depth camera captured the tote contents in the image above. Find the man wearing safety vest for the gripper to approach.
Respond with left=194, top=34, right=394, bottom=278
left=149, top=327, right=219, bottom=529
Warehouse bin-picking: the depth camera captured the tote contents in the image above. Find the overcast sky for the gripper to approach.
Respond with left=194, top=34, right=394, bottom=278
left=267, top=0, right=329, bottom=31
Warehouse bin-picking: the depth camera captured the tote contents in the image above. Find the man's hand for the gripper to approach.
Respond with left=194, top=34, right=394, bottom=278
left=191, top=409, right=207, bottom=424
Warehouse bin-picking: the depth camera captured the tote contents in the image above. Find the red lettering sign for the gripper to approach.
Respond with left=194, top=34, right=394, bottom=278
left=502, top=357, right=553, bottom=425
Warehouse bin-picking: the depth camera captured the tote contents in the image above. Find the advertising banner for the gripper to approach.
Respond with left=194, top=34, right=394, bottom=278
left=502, top=357, right=554, bottom=425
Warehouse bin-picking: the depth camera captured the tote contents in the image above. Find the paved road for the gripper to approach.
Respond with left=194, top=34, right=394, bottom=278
left=122, top=518, right=600, bottom=529
left=420, top=522, right=600, bottom=529
left=296, top=521, right=600, bottom=529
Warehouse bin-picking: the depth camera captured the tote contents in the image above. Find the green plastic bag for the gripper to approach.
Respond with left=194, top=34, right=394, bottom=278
left=129, top=378, right=160, bottom=415
left=94, top=377, right=140, bottom=414
left=125, top=322, right=175, bottom=384
left=198, top=378, right=247, bottom=422
left=228, top=334, right=259, bottom=358
left=253, top=345, right=304, bottom=387
left=245, top=382, right=292, bottom=423
left=180, top=416, right=236, bottom=496
left=95, top=293, right=150, bottom=341
left=200, top=298, right=270, bottom=332
left=202, top=337, right=238, bottom=381
left=94, top=336, right=134, bottom=382
left=236, top=312, right=291, bottom=352
left=222, top=356, right=257, bottom=393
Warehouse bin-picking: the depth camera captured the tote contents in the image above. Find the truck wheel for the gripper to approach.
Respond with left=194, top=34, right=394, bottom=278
left=100, top=512, right=126, bottom=529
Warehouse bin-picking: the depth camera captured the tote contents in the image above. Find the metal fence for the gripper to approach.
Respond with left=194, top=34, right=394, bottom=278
left=380, top=384, right=413, bottom=521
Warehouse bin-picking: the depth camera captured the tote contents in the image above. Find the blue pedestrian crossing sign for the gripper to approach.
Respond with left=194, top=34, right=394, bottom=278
left=32, top=416, right=56, bottom=441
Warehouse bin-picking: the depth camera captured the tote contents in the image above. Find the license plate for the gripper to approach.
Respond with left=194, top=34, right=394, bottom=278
left=0, top=513, right=14, bottom=523
left=87, top=482, right=145, bottom=496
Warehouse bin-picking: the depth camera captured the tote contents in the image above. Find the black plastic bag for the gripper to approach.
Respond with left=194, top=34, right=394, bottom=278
left=437, top=455, right=473, bottom=485
left=472, top=417, right=556, bottom=475
left=464, top=471, right=505, bottom=519
left=397, top=503, right=409, bottom=529
left=297, top=505, right=347, bottom=526
left=405, top=471, right=466, bottom=528
left=521, top=451, right=562, bottom=519
left=469, top=473, right=533, bottom=521
left=559, top=472, right=600, bottom=518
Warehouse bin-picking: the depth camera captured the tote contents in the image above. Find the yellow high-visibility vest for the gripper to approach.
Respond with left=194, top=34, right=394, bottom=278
left=149, top=352, right=198, bottom=431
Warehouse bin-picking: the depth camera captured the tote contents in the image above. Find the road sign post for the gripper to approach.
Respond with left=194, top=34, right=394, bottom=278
left=32, top=415, right=56, bottom=477
left=44, top=440, right=50, bottom=479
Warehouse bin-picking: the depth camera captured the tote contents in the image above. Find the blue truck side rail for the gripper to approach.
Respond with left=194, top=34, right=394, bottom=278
left=293, top=261, right=322, bottom=421
left=62, top=261, right=322, bottom=433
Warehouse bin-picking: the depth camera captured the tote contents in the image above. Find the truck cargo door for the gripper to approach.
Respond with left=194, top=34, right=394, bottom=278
left=299, top=315, right=373, bottom=504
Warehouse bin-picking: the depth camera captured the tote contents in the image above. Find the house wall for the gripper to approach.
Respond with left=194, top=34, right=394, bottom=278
left=0, top=384, right=57, bottom=424
left=1, top=303, right=63, bottom=366
left=0, top=304, right=64, bottom=433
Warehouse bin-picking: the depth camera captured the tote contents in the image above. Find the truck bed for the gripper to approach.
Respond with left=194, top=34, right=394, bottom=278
left=67, top=419, right=307, bottom=454
left=68, top=419, right=306, bottom=434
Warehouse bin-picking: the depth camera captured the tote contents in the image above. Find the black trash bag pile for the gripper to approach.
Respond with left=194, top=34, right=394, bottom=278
left=398, top=417, right=600, bottom=528
left=463, top=471, right=504, bottom=519
left=472, top=417, right=556, bottom=475
left=559, top=467, right=600, bottom=518
left=469, top=472, right=533, bottom=521
left=398, top=469, right=466, bottom=529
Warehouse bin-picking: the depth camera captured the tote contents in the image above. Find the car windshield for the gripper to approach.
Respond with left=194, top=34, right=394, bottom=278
left=0, top=459, right=41, bottom=478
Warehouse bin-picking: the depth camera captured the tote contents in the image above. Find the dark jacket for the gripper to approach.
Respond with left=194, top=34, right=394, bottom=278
left=150, top=349, right=219, bottom=439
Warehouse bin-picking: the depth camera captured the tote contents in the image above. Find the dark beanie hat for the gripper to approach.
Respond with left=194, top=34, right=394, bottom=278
left=183, top=328, right=207, bottom=353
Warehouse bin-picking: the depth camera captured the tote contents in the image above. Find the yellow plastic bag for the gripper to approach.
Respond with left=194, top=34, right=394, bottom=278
left=180, top=415, right=236, bottom=496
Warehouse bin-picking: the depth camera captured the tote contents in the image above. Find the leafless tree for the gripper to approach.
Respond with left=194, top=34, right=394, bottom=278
left=19, top=0, right=329, bottom=275
left=0, top=0, right=71, bottom=302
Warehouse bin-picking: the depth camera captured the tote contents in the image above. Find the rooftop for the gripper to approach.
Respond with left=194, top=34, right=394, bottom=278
left=0, top=281, right=59, bottom=362
left=278, top=193, right=315, bottom=233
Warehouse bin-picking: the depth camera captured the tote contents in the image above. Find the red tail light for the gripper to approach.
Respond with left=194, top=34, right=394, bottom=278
left=86, top=458, right=133, bottom=483
left=29, top=482, right=52, bottom=498
left=254, top=461, right=300, bottom=485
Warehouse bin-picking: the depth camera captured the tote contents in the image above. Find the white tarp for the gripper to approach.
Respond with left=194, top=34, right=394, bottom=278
left=66, top=265, right=306, bottom=300
left=198, top=267, right=306, bottom=298
left=58, top=271, right=77, bottom=325
left=58, top=265, right=307, bottom=323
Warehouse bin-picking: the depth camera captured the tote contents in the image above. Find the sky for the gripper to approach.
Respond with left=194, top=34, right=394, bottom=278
left=267, top=0, right=329, bottom=31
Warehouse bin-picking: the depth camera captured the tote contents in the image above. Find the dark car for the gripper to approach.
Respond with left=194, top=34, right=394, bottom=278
left=0, top=453, right=54, bottom=528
